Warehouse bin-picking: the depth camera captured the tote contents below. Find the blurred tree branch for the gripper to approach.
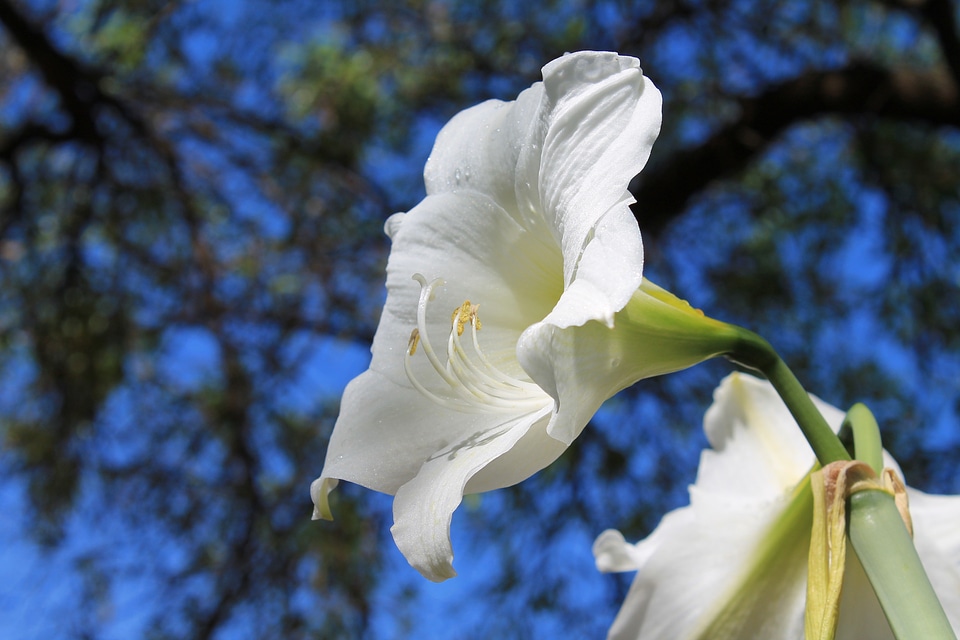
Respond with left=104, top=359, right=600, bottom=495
left=922, top=0, right=960, bottom=86
left=633, top=63, right=959, bottom=235
left=0, top=0, right=150, bottom=146
left=0, top=0, right=98, bottom=142
left=865, top=0, right=960, bottom=87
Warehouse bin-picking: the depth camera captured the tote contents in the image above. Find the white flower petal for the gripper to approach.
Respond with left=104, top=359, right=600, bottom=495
left=391, top=404, right=553, bottom=582
left=909, top=489, right=960, bottom=631
left=424, top=83, right=544, bottom=216
left=425, top=52, right=660, bottom=336
left=318, top=369, right=509, bottom=495
left=462, top=415, right=568, bottom=493
left=594, top=529, right=653, bottom=573
left=539, top=194, right=645, bottom=330
left=605, top=487, right=809, bottom=640
left=699, top=373, right=845, bottom=501
left=537, top=53, right=660, bottom=329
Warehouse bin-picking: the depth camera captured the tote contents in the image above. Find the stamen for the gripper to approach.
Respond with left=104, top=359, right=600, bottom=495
left=452, top=300, right=480, bottom=336
left=403, top=273, right=550, bottom=413
left=408, top=328, right=420, bottom=356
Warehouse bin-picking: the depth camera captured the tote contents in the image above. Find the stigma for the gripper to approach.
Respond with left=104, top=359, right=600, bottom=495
left=403, top=273, right=550, bottom=413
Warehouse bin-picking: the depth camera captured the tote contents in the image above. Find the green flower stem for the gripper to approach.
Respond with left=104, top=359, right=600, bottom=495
left=849, top=489, right=957, bottom=640
left=725, top=327, right=850, bottom=465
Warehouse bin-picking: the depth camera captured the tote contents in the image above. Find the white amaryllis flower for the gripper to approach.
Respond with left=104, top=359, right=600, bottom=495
left=312, top=51, right=744, bottom=582
left=594, top=372, right=960, bottom=639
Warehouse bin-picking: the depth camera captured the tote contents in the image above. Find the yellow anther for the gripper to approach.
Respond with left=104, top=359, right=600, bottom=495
left=452, top=300, right=478, bottom=336
left=408, top=328, right=421, bottom=356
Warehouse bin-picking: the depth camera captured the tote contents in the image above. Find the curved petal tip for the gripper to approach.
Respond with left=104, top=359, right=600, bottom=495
left=541, top=51, right=641, bottom=102
left=594, top=529, right=644, bottom=573
left=310, top=476, right=338, bottom=521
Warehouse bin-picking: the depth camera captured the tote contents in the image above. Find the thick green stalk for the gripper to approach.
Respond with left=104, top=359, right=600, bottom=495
left=844, top=403, right=883, bottom=475
left=849, top=490, right=957, bottom=639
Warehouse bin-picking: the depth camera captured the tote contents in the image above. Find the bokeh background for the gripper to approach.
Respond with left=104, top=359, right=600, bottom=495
left=1, top=0, right=958, bottom=637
